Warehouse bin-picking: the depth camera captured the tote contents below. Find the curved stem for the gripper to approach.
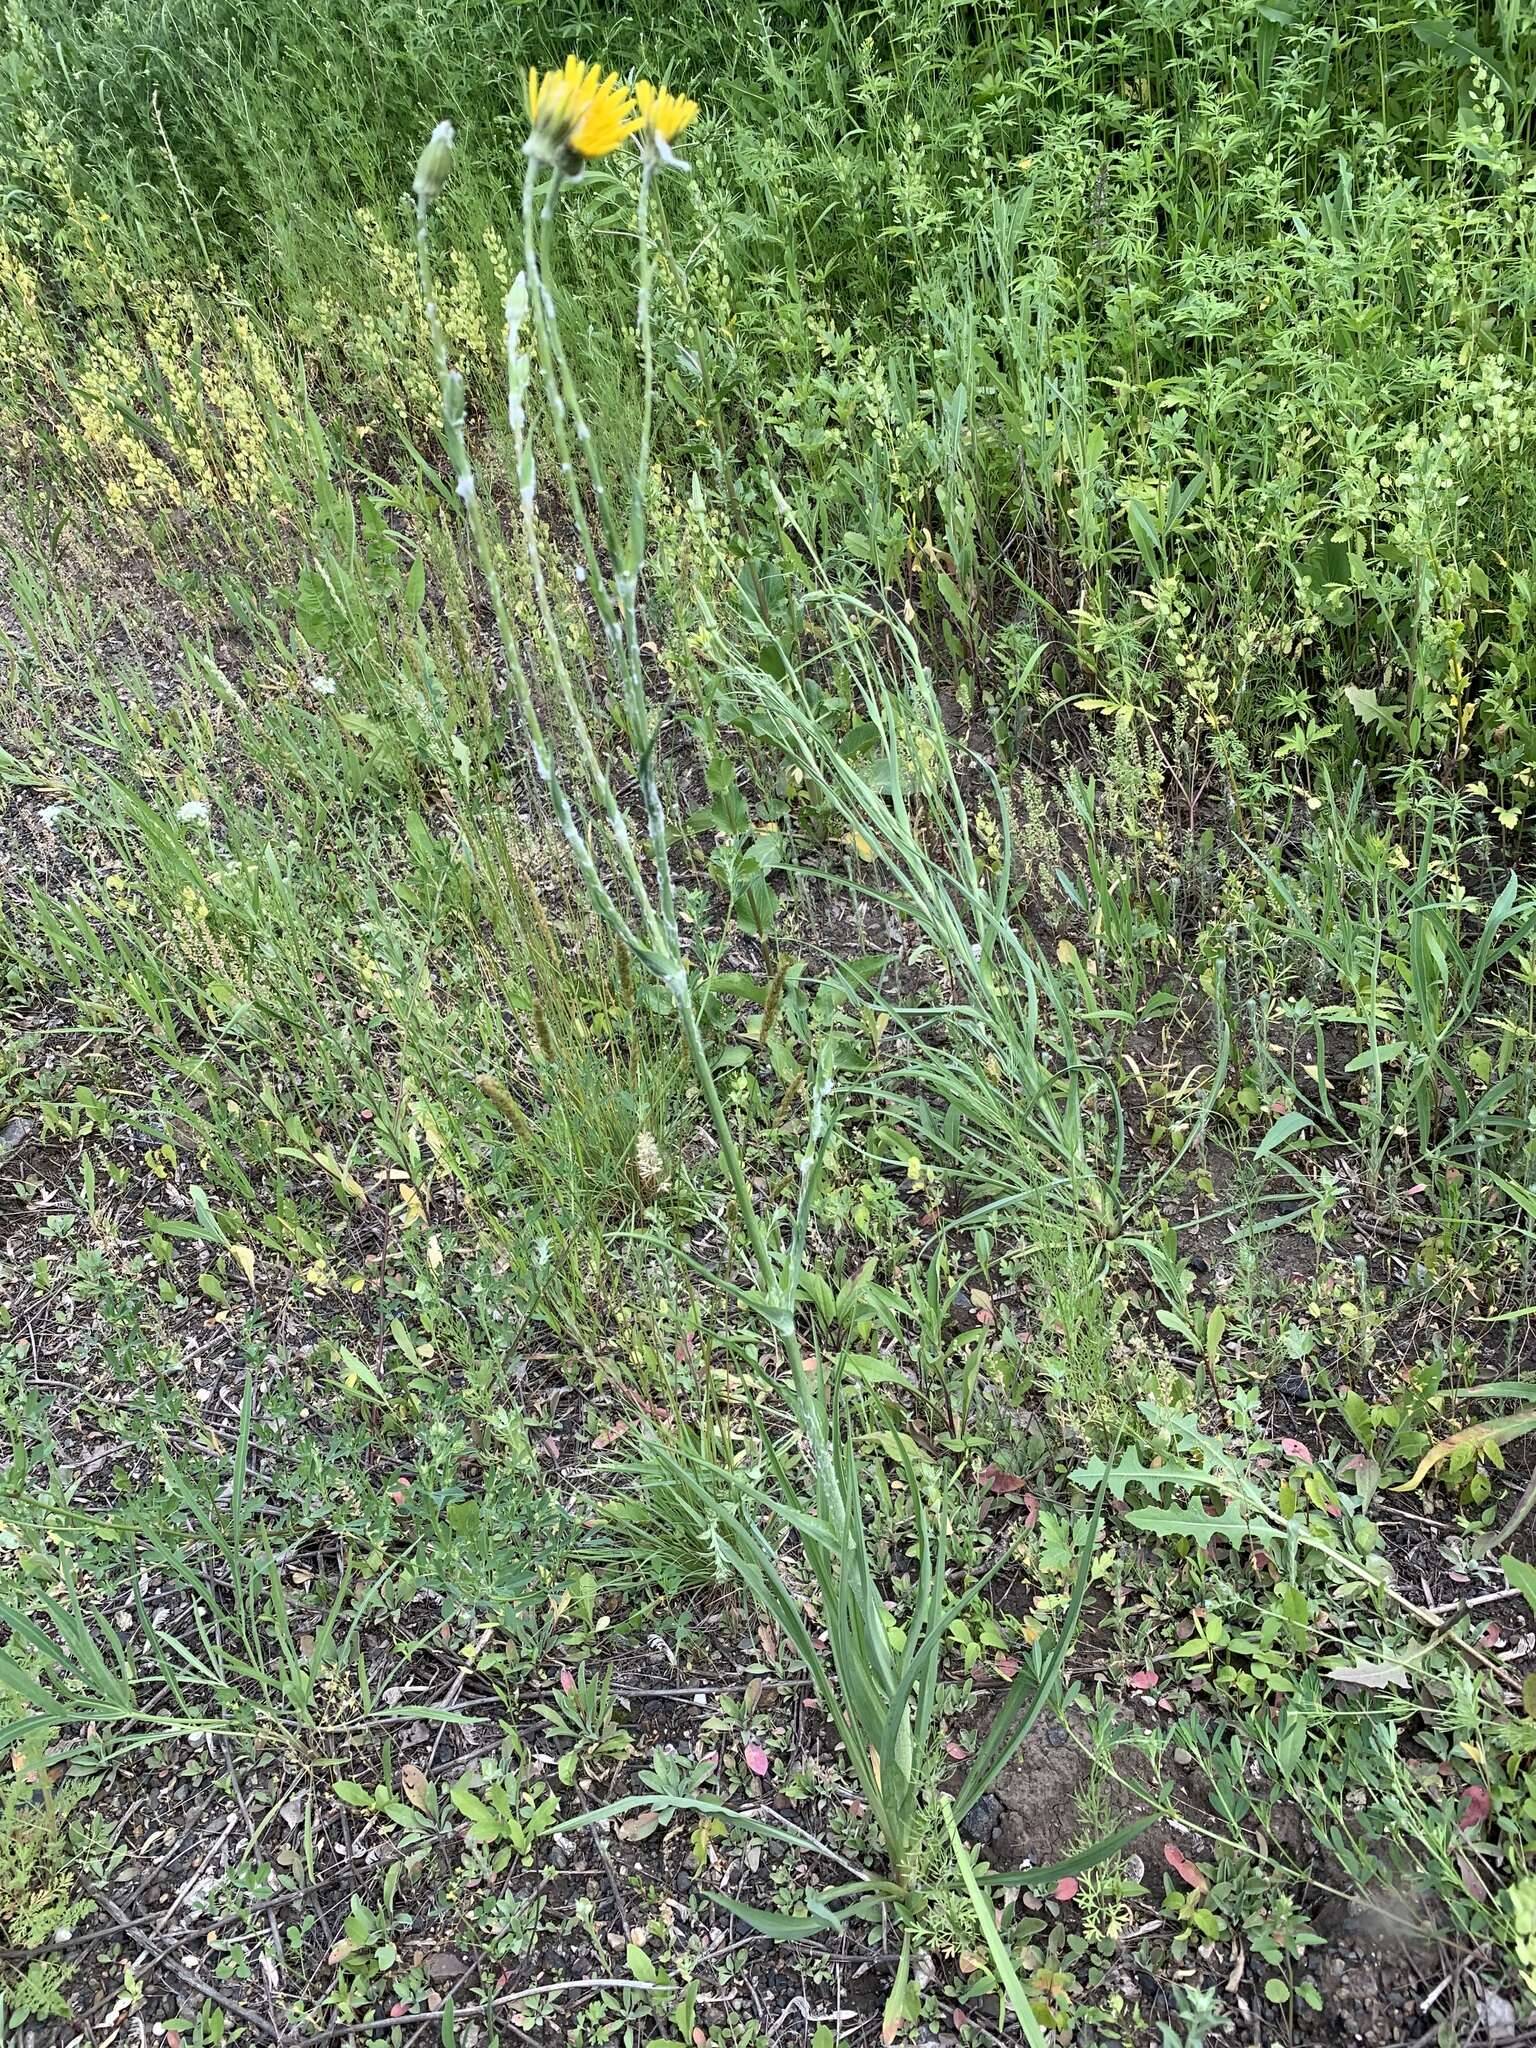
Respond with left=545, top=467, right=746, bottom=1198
left=421, top=146, right=819, bottom=1410
left=522, top=161, right=680, bottom=953
left=414, top=184, right=651, bottom=968
left=627, top=157, right=681, bottom=953
left=507, top=167, right=666, bottom=955
left=523, top=166, right=625, bottom=637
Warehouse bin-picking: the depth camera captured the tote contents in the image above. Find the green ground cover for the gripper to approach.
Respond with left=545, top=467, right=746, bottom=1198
left=2, top=2, right=1536, bottom=2041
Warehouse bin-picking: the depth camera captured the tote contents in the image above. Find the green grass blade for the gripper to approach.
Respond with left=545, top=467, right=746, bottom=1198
left=942, top=1797, right=1050, bottom=2048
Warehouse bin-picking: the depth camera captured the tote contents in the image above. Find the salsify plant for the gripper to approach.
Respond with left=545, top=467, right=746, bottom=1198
left=411, top=80, right=816, bottom=1353
left=411, top=66, right=1115, bottom=2015
left=411, top=67, right=826, bottom=1427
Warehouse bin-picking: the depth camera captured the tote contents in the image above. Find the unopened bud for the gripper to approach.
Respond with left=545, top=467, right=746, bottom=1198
left=414, top=121, right=456, bottom=202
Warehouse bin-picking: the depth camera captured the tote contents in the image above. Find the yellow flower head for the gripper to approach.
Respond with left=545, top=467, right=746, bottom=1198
left=526, top=56, right=639, bottom=170
left=633, top=80, right=699, bottom=165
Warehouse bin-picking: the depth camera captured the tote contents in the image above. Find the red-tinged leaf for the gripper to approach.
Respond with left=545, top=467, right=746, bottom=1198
left=1164, top=1843, right=1209, bottom=1892
left=558, top=1666, right=575, bottom=1695
left=977, top=1463, right=1029, bottom=1496
left=1023, top=1491, right=1039, bottom=1531
left=995, top=1656, right=1020, bottom=1681
left=389, top=2004, right=409, bottom=2021
left=1127, top=1667, right=1159, bottom=1691
left=1458, top=1784, right=1490, bottom=1832
left=744, top=1740, right=769, bottom=1779
left=946, top=1739, right=969, bottom=1761
left=1279, top=1438, right=1312, bottom=1463
left=1054, top=1877, right=1080, bottom=1902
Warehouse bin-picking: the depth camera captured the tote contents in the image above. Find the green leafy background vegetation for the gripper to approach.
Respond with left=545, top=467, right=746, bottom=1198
left=2, top=0, right=1536, bottom=2041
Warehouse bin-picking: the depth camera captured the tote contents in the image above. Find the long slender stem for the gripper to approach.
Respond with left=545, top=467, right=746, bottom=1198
left=522, top=166, right=626, bottom=640
left=516, top=161, right=787, bottom=1320
left=504, top=173, right=666, bottom=951
left=671, top=988, right=783, bottom=1321
left=421, top=132, right=821, bottom=1419
left=629, top=161, right=656, bottom=588
left=522, top=159, right=681, bottom=954
left=414, top=182, right=653, bottom=969
left=626, top=157, right=681, bottom=953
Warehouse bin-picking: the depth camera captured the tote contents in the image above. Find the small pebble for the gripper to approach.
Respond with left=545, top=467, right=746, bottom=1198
left=1479, top=1990, right=1515, bottom=2044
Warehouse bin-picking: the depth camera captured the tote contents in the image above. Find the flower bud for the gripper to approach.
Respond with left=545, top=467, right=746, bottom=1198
left=413, top=121, right=456, bottom=202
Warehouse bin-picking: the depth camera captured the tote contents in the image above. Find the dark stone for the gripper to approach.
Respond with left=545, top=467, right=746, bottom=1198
left=958, top=1791, right=1002, bottom=1844
left=0, top=1116, right=33, bottom=1166
left=1275, top=1366, right=1311, bottom=1404
left=1133, top=1967, right=1174, bottom=2014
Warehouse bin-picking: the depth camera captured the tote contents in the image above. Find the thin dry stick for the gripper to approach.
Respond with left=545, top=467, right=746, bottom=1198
left=86, top=1887, right=285, bottom=2045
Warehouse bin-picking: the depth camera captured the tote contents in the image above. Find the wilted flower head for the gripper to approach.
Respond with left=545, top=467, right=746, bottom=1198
left=526, top=57, right=638, bottom=172
left=632, top=1128, right=667, bottom=1202
left=633, top=80, right=698, bottom=167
